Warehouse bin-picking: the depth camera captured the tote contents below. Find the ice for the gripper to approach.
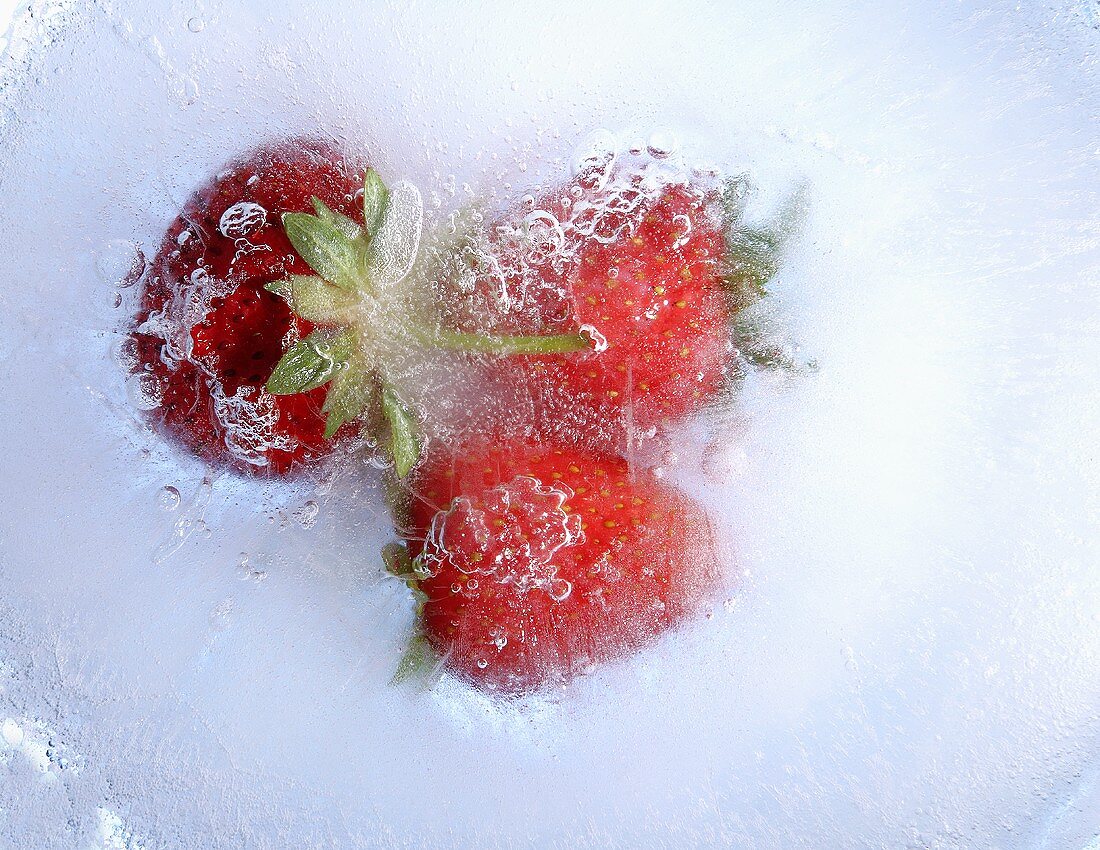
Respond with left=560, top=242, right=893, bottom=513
left=0, top=0, right=1098, bottom=848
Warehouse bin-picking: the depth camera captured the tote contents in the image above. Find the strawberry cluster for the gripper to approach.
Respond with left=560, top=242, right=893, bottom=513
left=129, top=137, right=799, bottom=694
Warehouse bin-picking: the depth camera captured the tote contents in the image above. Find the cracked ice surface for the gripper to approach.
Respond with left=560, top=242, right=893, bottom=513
left=0, top=0, right=1098, bottom=848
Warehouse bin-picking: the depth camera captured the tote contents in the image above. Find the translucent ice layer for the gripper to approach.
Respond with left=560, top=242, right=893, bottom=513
left=0, top=1, right=1098, bottom=848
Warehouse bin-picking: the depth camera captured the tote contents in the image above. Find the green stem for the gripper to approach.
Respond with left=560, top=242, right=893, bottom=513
left=413, top=326, right=591, bottom=355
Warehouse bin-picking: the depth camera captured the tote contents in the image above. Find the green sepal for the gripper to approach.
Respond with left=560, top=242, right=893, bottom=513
left=264, top=278, right=291, bottom=299
left=265, top=328, right=356, bottom=396
left=732, top=313, right=817, bottom=375
left=382, top=542, right=431, bottom=584
left=733, top=314, right=788, bottom=370
left=282, top=212, right=363, bottom=291
left=382, top=541, right=414, bottom=578
left=362, top=169, right=389, bottom=241
left=311, top=196, right=363, bottom=241
left=391, top=630, right=436, bottom=686
left=386, top=538, right=436, bottom=686
left=722, top=228, right=780, bottom=310
left=321, top=360, right=374, bottom=438
left=721, top=184, right=808, bottom=311
left=720, top=174, right=753, bottom=225
left=381, top=385, right=421, bottom=479
left=268, top=274, right=360, bottom=324
left=383, top=475, right=414, bottom=541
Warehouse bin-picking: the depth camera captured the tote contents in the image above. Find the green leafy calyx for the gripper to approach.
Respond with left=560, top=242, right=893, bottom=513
left=381, top=385, right=421, bottom=479
left=281, top=212, right=364, bottom=292
left=362, top=169, right=389, bottom=240
left=265, top=328, right=356, bottom=396
left=265, top=275, right=359, bottom=324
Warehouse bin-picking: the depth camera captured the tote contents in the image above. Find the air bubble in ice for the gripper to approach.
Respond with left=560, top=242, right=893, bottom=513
left=521, top=210, right=565, bottom=266
left=158, top=486, right=181, bottom=511
left=179, top=77, right=200, bottom=107
left=292, top=500, right=319, bottom=530
left=578, top=324, right=608, bottom=353
left=2, top=718, right=24, bottom=747
left=237, top=554, right=268, bottom=583
left=363, top=182, right=424, bottom=291
left=209, top=598, right=233, bottom=631
left=126, top=372, right=162, bottom=411
left=647, top=130, right=680, bottom=159
left=95, top=239, right=146, bottom=288
left=114, top=337, right=139, bottom=370
left=420, top=476, right=582, bottom=597
left=572, top=129, right=618, bottom=190
left=548, top=577, right=573, bottom=601
left=218, top=202, right=267, bottom=239
left=671, top=212, right=692, bottom=249
left=692, top=162, right=722, bottom=179
left=476, top=658, right=488, bottom=670
left=212, top=386, right=296, bottom=467
left=187, top=16, right=205, bottom=33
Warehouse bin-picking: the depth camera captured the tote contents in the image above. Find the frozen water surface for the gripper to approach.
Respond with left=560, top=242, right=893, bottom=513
left=1, top=0, right=1099, bottom=847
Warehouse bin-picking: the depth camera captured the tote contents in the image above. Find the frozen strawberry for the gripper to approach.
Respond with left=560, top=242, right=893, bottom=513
left=540, top=182, right=734, bottom=449
left=394, top=439, right=719, bottom=693
left=130, top=136, right=595, bottom=478
left=437, top=168, right=798, bottom=453
left=130, top=137, right=365, bottom=473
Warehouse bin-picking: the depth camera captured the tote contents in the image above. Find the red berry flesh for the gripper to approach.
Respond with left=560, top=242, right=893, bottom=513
left=405, top=439, right=719, bottom=693
left=130, top=137, right=364, bottom=474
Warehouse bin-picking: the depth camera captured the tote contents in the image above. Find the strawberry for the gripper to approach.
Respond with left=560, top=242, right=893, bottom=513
left=437, top=174, right=732, bottom=452
left=131, top=138, right=592, bottom=477
left=130, top=137, right=366, bottom=474
left=437, top=166, right=800, bottom=454
left=394, top=439, right=719, bottom=693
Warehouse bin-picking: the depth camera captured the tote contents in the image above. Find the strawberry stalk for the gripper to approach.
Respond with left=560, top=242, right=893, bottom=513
left=414, top=327, right=589, bottom=355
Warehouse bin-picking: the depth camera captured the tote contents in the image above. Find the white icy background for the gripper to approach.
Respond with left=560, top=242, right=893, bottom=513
left=0, top=1, right=1098, bottom=847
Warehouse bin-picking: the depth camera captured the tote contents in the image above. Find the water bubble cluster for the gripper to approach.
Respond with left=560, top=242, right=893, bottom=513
left=126, top=372, right=163, bottom=411
left=95, top=239, right=146, bottom=288
left=292, top=500, right=319, bottom=530
left=158, top=485, right=181, bottom=510
left=435, top=129, right=717, bottom=342
left=212, top=385, right=297, bottom=467
left=418, top=475, right=582, bottom=600
left=218, top=201, right=267, bottom=239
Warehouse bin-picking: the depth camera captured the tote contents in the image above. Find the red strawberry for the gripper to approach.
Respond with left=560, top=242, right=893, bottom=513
left=399, top=439, right=719, bottom=693
left=130, top=137, right=365, bottom=473
left=440, top=175, right=733, bottom=452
